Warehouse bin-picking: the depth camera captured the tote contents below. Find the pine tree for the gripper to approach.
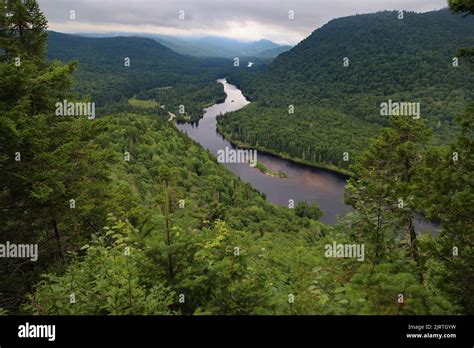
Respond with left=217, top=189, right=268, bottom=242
left=419, top=106, right=474, bottom=313
left=2, top=0, right=48, bottom=59
left=0, top=0, right=110, bottom=312
left=449, top=0, right=474, bottom=62
left=449, top=0, right=474, bottom=15
left=346, top=116, right=431, bottom=265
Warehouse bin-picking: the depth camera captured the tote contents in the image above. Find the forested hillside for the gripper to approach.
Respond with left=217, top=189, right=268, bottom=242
left=47, top=31, right=230, bottom=120
left=220, top=9, right=474, bottom=169
left=0, top=0, right=472, bottom=316
left=256, top=45, right=293, bottom=59
left=6, top=112, right=468, bottom=315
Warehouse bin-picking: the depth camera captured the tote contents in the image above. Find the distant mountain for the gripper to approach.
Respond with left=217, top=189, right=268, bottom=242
left=256, top=45, right=293, bottom=58
left=76, top=32, right=286, bottom=58
left=224, top=38, right=280, bottom=56
left=160, top=37, right=285, bottom=58
left=48, top=31, right=181, bottom=63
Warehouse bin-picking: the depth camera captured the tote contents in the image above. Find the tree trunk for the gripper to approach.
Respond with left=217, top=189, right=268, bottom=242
left=164, top=186, right=173, bottom=280
left=374, top=203, right=382, bottom=265
left=408, top=216, right=418, bottom=262
left=52, top=218, right=64, bottom=260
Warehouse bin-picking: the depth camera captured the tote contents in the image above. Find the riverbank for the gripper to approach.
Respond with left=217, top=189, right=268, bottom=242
left=216, top=124, right=354, bottom=177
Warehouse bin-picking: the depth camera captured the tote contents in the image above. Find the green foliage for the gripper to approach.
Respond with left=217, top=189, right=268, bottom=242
left=0, top=0, right=48, bottom=59
left=344, top=107, right=473, bottom=314
left=294, top=201, right=323, bottom=221
left=449, top=0, right=474, bottom=62
left=255, top=161, right=287, bottom=178
left=416, top=105, right=474, bottom=313
left=343, top=262, right=459, bottom=315
left=128, top=98, right=160, bottom=109
left=22, top=111, right=459, bottom=315
left=169, top=220, right=272, bottom=315
left=24, top=215, right=175, bottom=315
left=449, top=0, right=474, bottom=15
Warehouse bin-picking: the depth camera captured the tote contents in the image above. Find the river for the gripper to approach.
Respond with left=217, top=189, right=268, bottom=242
left=177, top=79, right=438, bottom=230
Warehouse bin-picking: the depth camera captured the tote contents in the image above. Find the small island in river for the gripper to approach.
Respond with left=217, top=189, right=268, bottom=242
left=255, top=161, right=288, bottom=178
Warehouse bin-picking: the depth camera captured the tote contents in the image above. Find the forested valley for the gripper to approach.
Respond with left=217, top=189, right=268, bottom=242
left=0, top=0, right=472, bottom=316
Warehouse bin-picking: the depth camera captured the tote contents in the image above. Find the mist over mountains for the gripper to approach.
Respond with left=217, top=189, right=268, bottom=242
left=75, top=32, right=292, bottom=58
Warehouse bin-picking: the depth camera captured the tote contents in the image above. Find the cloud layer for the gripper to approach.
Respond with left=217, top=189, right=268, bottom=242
left=38, top=0, right=448, bottom=44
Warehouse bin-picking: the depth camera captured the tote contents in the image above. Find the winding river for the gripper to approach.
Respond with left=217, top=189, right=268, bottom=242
left=177, top=79, right=438, bottom=230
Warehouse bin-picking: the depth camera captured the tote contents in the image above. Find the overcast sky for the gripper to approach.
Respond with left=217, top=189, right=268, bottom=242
left=38, top=0, right=448, bottom=44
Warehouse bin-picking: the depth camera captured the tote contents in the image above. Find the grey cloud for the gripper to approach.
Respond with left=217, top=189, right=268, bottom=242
left=38, top=0, right=448, bottom=43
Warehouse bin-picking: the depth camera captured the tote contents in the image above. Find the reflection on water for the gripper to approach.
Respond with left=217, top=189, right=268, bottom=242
left=177, top=79, right=438, bottom=231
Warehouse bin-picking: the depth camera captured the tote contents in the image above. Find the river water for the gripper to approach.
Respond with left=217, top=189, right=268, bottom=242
left=177, top=79, right=438, bottom=230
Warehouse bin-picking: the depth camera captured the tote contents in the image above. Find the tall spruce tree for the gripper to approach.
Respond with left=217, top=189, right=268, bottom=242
left=346, top=116, right=431, bottom=266
left=449, top=0, right=474, bottom=61
left=0, top=0, right=111, bottom=313
left=414, top=0, right=474, bottom=313
left=418, top=106, right=474, bottom=313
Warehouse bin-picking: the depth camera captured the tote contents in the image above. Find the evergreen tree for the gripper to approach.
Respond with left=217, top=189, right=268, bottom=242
left=449, top=0, right=474, bottom=16
left=346, top=116, right=431, bottom=265
left=419, top=106, right=474, bottom=313
left=0, top=0, right=110, bottom=312
left=449, top=0, right=474, bottom=61
left=1, top=0, right=48, bottom=60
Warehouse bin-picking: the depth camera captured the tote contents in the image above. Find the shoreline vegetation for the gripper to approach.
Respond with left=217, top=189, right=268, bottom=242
left=254, top=161, right=288, bottom=178
left=217, top=124, right=353, bottom=177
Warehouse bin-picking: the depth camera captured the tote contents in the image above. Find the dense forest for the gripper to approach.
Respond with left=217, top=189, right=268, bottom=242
left=218, top=104, right=380, bottom=172
left=220, top=8, right=474, bottom=168
left=0, top=0, right=472, bottom=316
left=46, top=31, right=231, bottom=121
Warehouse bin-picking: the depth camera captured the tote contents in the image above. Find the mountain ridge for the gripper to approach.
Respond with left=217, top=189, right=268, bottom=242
left=73, top=32, right=287, bottom=58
